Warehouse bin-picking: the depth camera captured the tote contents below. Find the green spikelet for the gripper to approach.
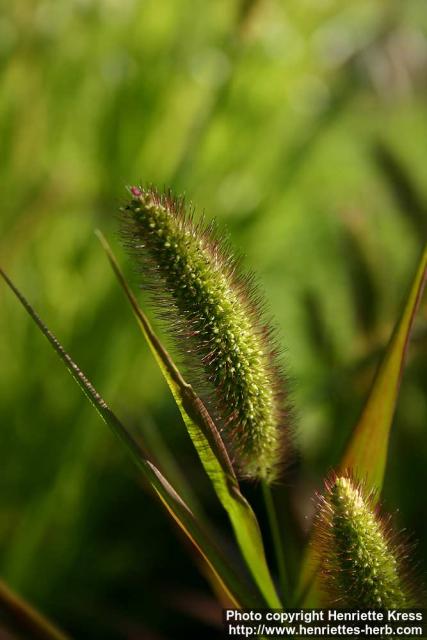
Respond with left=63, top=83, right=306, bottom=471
left=120, top=186, right=290, bottom=482
left=314, top=474, right=414, bottom=608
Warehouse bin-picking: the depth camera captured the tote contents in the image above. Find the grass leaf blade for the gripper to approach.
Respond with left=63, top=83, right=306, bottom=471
left=340, top=244, right=426, bottom=492
left=96, top=231, right=282, bottom=607
left=0, top=267, right=260, bottom=610
left=296, top=245, right=426, bottom=606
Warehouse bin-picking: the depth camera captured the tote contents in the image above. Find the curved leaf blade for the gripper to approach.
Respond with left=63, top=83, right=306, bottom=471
left=296, top=245, right=427, bottom=606
left=0, top=267, right=260, bottom=610
left=96, top=231, right=282, bottom=608
left=340, top=244, right=426, bottom=491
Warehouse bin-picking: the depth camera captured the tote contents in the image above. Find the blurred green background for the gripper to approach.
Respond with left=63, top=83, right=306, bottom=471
left=0, top=0, right=426, bottom=637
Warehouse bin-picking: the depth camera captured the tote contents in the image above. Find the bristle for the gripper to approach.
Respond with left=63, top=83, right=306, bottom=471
left=119, top=186, right=292, bottom=482
left=313, top=473, right=417, bottom=608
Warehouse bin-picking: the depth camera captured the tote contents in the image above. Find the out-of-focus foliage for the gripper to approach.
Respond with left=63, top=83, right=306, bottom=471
left=0, top=0, right=426, bottom=637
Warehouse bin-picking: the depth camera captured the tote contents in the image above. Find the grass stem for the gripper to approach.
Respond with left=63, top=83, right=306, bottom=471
left=261, top=480, right=289, bottom=605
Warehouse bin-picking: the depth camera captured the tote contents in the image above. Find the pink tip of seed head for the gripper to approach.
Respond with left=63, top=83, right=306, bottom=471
left=130, top=186, right=142, bottom=197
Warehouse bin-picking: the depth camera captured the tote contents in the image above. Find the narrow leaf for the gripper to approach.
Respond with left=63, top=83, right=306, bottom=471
left=0, top=267, right=260, bottom=610
left=136, top=410, right=203, bottom=517
left=96, top=231, right=282, bottom=608
left=297, top=245, right=426, bottom=605
left=339, top=244, right=426, bottom=491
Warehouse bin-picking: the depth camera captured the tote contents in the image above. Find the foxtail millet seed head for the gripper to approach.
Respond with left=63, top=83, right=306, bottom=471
left=120, top=186, right=291, bottom=482
left=313, top=473, right=417, bottom=608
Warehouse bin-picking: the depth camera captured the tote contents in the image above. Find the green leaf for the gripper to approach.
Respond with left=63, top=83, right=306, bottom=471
left=96, top=231, right=282, bottom=608
left=0, top=267, right=260, bottom=610
left=339, top=244, right=426, bottom=492
left=135, top=410, right=203, bottom=518
left=296, top=245, right=427, bottom=606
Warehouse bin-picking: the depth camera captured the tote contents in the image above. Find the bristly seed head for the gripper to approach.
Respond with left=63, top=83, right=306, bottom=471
left=120, top=186, right=291, bottom=482
left=313, top=473, right=417, bottom=608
